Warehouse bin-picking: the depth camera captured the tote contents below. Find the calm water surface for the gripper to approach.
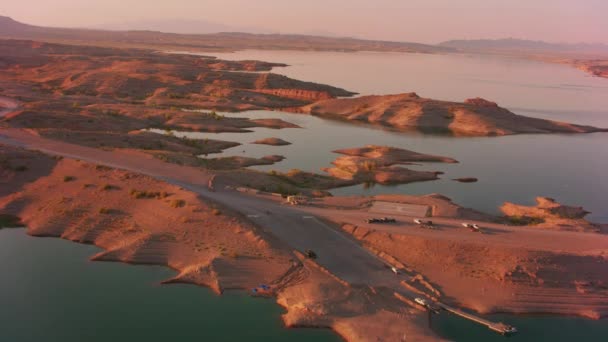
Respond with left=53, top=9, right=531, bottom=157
left=6, top=51, right=607, bottom=342
left=179, top=50, right=608, bottom=222
left=0, top=229, right=341, bottom=342
left=189, top=50, right=608, bottom=340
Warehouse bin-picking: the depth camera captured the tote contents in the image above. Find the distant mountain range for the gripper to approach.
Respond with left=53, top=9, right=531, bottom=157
left=1, top=16, right=607, bottom=58
left=90, top=18, right=267, bottom=35
left=0, top=16, right=447, bottom=53
left=440, top=38, right=608, bottom=56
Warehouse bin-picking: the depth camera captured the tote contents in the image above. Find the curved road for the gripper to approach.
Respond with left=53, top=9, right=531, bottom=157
left=0, top=128, right=401, bottom=288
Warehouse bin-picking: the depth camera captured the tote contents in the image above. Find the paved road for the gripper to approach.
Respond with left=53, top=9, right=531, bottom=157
left=0, top=128, right=402, bottom=288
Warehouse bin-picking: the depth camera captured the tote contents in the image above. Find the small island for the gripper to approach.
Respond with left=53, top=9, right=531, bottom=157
left=252, top=137, right=292, bottom=146
left=298, top=93, right=607, bottom=136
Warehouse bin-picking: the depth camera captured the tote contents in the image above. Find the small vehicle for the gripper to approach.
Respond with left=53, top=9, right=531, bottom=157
left=415, top=219, right=434, bottom=229
left=367, top=217, right=396, bottom=224
left=503, top=326, right=518, bottom=336
left=415, top=219, right=433, bottom=225
left=391, top=267, right=399, bottom=275
left=305, top=249, right=317, bottom=259
left=414, top=298, right=428, bottom=307
left=463, top=222, right=481, bottom=232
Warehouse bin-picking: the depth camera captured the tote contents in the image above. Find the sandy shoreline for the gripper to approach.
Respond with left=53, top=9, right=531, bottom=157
left=1, top=38, right=607, bottom=341
left=2, top=130, right=608, bottom=340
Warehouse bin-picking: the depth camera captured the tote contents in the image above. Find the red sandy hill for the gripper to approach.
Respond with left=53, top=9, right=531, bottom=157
left=299, top=93, right=606, bottom=136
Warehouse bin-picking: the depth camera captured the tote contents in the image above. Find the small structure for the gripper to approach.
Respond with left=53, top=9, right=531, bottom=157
left=437, top=302, right=518, bottom=336
left=286, top=195, right=308, bottom=205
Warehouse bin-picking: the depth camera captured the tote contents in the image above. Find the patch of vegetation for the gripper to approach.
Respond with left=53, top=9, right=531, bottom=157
left=98, top=207, right=112, bottom=215
left=130, top=189, right=169, bottom=199
left=102, top=184, right=120, bottom=191
left=275, top=184, right=299, bottom=198
left=63, top=176, right=76, bottom=182
left=170, top=199, right=186, bottom=208
left=506, top=215, right=545, bottom=226
left=95, top=165, right=113, bottom=171
left=0, top=214, right=24, bottom=228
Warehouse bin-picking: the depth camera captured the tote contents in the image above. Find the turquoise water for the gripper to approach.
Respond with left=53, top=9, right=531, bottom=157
left=0, top=229, right=341, bottom=342
left=163, top=50, right=608, bottom=340
left=175, top=50, right=608, bottom=222
left=4, top=50, right=606, bottom=341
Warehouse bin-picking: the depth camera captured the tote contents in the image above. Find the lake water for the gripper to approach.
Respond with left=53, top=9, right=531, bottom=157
left=176, top=50, right=608, bottom=222
left=167, top=50, right=608, bottom=340
left=3, top=229, right=608, bottom=342
left=5, top=50, right=606, bottom=342
left=0, top=228, right=340, bottom=342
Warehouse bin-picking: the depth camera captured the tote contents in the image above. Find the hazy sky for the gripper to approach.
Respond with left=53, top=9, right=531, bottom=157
left=2, top=0, right=606, bottom=44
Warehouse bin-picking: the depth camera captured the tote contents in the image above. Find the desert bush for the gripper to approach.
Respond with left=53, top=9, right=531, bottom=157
left=102, top=184, right=119, bottom=191
left=95, top=165, right=112, bottom=171
left=170, top=199, right=186, bottom=208
left=63, top=176, right=76, bottom=182
left=506, top=215, right=545, bottom=226
left=130, top=189, right=169, bottom=199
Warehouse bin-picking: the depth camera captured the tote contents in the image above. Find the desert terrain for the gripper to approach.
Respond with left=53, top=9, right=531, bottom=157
left=1, top=35, right=608, bottom=341
left=297, top=93, right=606, bottom=136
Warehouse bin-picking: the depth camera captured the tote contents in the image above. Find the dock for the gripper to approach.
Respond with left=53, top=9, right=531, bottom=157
left=436, top=302, right=517, bottom=335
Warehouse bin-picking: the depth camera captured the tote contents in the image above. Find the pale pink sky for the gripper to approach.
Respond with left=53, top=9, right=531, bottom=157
left=2, top=0, right=606, bottom=44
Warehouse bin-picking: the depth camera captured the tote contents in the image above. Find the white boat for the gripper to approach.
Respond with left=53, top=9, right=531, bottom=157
left=414, top=298, right=428, bottom=306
